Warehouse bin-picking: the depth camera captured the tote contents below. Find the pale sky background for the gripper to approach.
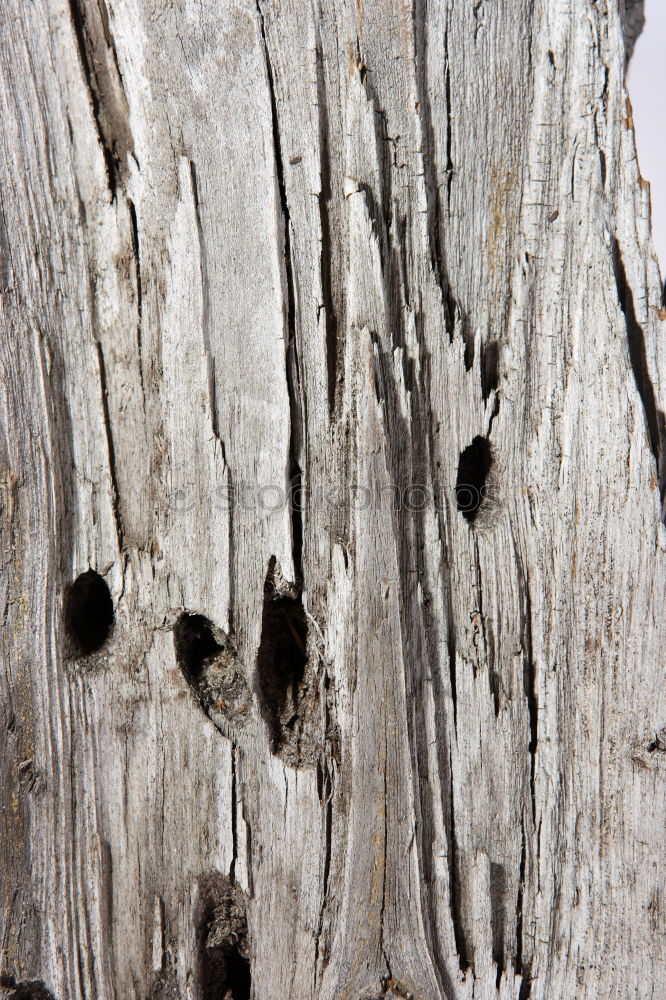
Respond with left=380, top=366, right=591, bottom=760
left=628, top=0, right=666, bottom=276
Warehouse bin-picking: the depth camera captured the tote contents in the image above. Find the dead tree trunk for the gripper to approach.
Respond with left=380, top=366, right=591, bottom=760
left=1, top=1, right=665, bottom=998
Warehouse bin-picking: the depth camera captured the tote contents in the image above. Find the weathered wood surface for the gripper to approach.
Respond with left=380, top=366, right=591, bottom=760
left=1, top=1, right=665, bottom=998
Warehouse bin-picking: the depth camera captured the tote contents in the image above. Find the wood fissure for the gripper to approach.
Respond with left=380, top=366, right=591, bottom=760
left=314, top=42, right=339, bottom=416
left=126, top=198, right=144, bottom=398
left=94, top=340, right=124, bottom=553
left=189, top=160, right=225, bottom=457
left=256, top=1, right=303, bottom=581
left=67, top=0, right=133, bottom=195
left=448, top=769, right=468, bottom=975
left=611, top=234, right=666, bottom=507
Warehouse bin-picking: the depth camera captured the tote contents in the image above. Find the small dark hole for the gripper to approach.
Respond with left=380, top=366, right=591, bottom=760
left=256, top=557, right=308, bottom=754
left=455, top=436, right=493, bottom=523
left=64, top=569, right=113, bottom=655
left=173, top=613, right=222, bottom=682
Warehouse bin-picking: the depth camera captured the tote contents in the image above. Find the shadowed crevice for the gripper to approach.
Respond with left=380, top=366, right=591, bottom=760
left=67, top=0, right=134, bottom=194
left=611, top=236, right=665, bottom=511
left=448, top=771, right=469, bottom=972
left=314, top=42, right=339, bottom=414
left=455, top=436, right=494, bottom=523
left=256, top=2, right=305, bottom=576
left=481, top=339, right=500, bottom=399
left=490, top=861, right=507, bottom=986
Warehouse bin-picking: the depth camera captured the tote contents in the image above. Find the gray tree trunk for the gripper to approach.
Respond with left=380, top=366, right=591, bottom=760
left=1, top=1, right=665, bottom=999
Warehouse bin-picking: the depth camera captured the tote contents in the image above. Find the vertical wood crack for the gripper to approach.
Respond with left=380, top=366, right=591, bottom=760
left=189, top=159, right=226, bottom=461
left=127, top=198, right=144, bottom=401
left=314, top=41, right=338, bottom=416
left=611, top=235, right=665, bottom=511
left=256, top=1, right=304, bottom=578
left=95, top=341, right=124, bottom=551
left=67, top=0, right=134, bottom=195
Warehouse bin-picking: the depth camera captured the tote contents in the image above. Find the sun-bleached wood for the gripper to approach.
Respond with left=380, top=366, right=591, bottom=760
left=1, top=1, right=664, bottom=999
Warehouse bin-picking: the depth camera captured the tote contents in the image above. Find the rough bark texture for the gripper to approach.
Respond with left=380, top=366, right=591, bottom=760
left=1, top=1, right=665, bottom=999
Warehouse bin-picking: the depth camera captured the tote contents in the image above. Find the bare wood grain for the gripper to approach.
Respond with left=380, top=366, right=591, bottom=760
left=1, top=2, right=664, bottom=999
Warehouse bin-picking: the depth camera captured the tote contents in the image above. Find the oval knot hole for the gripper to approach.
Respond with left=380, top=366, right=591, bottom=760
left=256, top=557, right=308, bottom=755
left=173, top=613, right=222, bottom=682
left=64, top=570, right=114, bottom=655
left=455, top=435, right=493, bottom=523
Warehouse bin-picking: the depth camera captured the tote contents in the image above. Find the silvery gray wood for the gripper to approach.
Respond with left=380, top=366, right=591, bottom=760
left=1, top=1, right=665, bottom=999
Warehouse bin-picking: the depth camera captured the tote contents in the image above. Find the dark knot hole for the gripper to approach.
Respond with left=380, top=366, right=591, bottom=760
left=64, top=569, right=113, bottom=655
left=455, top=435, right=494, bottom=523
left=256, top=557, right=308, bottom=753
left=173, top=613, right=222, bottom=682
